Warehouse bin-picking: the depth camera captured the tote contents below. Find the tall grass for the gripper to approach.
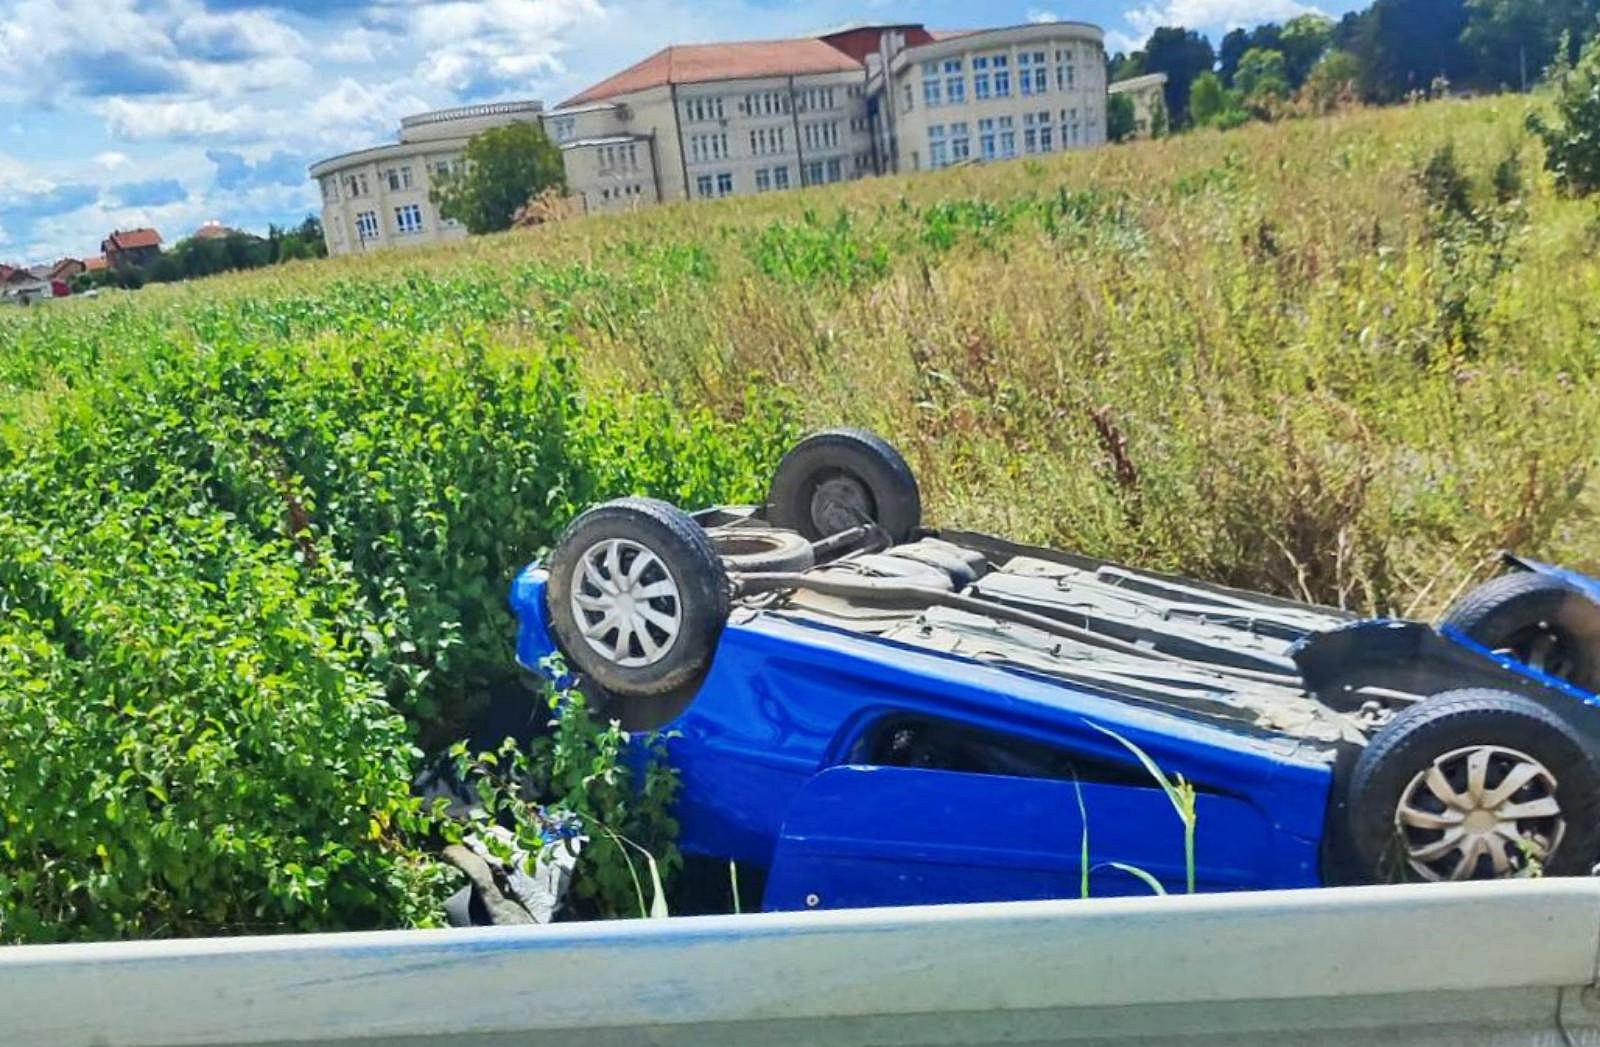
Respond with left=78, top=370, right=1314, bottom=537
left=2, top=95, right=1598, bottom=940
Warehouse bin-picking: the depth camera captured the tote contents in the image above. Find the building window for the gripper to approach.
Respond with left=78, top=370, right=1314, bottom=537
left=755, top=167, right=771, bottom=192
left=1025, top=111, right=1054, bottom=153
left=803, top=122, right=840, bottom=151
left=1019, top=51, right=1049, bottom=96
left=921, top=61, right=941, bottom=106
left=998, top=115, right=1016, bottom=158
left=950, top=121, right=970, bottom=162
left=1055, top=49, right=1076, bottom=90
left=354, top=210, right=379, bottom=241
left=696, top=174, right=714, bottom=198
left=902, top=82, right=914, bottom=111
left=750, top=126, right=788, bottom=155
left=550, top=116, right=576, bottom=142
left=978, top=118, right=996, bottom=161
left=342, top=172, right=369, bottom=198
left=966, top=56, right=992, bottom=100
left=689, top=133, right=728, bottom=163
left=1062, top=107, right=1082, bottom=147
left=797, top=86, right=837, bottom=111
left=772, top=165, right=790, bottom=190
left=385, top=166, right=413, bottom=191
left=683, top=96, right=724, bottom=122
left=849, top=116, right=869, bottom=133
left=943, top=58, right=965, bottom=104
left=716, top=172, right=734, bottom=196
left=599, top=142, right=639, bottom=172
left=320, top=177, right=338, bottom=203
left=992, top=53, right=1011, bottom=97
left=928, top=124, right=948, bottom=168
left=393, top=204, right=423, bottom=234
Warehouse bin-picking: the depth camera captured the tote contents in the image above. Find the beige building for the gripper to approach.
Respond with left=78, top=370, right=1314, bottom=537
left=868, top=23, right=1110, bottom=174
left=543, top=36, right=878, bottom=212
left=309, top=21, right=1115, bottom=252
left=1108, top=72, right=1170, bottom=138
left=309, top=100, right=544, bottom=255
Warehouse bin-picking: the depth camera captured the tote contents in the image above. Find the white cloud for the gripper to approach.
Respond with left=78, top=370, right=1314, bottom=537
left=101, top=98, right=254, bottom=141
left=1027, top=8, right=1060, bottom=23
left=409, top=0, right=604, bottom=95
left=93, top=151, right=132, bottom=170
left=1123, top=0, right=1325, bottom=39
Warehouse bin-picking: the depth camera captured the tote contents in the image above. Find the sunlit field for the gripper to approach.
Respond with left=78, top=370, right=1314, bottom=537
left=3, top=95, right=1597, bottom=941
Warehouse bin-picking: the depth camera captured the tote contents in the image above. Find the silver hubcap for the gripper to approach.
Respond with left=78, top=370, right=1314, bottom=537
left=569, top=538, right=682, bottom=668
left=1395, top=744, right=1565, bottom=881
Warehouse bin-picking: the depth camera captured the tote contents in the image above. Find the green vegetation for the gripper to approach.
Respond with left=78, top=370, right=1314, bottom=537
left=1528, top=31, right=1600, bottom=195
left=1114, top=0, right=1599, bottom=127
left=431, top=121, right=567, bottom=234
left=72, top=218, right=329, bottom=293
left=3, top=93, right=1600, bottom=942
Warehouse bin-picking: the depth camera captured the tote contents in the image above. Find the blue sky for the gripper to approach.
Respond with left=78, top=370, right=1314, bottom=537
left=0, top=0, right=1363, bottom=263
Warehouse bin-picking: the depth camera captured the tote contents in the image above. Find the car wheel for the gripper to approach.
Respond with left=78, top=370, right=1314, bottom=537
left=1346, top=688, right=1600, bottom=882
left=1442, top=571, right=1600, bottom=691
left=707, top=527, right=815, bottom=574
left=546, top=497, right=729, bottom=698
left=768, top=428, right=922, bottom=543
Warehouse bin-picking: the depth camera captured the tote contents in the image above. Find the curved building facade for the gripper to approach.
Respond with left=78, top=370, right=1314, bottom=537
left=309, top=100, right=543, bottom=256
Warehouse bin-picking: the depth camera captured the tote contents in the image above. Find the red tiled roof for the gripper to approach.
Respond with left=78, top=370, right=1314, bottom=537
left=560, top=38, right=864, bottom=107
left=194, top=222, right=235, bottom=240
left=84, top=255, right=109, bottom=271
left=107, top=228, right=162, bottom=251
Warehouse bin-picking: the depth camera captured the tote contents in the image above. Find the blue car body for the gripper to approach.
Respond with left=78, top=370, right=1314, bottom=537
left=512, top=523, right=1600, bottom=911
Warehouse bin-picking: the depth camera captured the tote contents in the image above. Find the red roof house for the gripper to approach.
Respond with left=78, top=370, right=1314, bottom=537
left=101, top=228, right=163, bottom=269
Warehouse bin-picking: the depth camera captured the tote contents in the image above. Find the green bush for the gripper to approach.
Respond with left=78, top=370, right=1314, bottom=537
left=0, top=282, right=796, bottom=942
left=1528, top=32, right=1600, bottom=197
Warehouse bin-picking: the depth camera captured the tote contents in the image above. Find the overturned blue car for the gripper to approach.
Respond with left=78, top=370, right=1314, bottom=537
left=512, top=429, right=1600, bottom=911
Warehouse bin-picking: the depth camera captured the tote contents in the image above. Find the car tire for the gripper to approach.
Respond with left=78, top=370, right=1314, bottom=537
left=1442, top=571, right=1600, bottom=691
left=1346, top=688, right=1600, bottom=882
left=707, top=527, right=816, bottom=574
left=768, top=428, right=922, bottom=543
left=546, top=497, right=729, bottom=698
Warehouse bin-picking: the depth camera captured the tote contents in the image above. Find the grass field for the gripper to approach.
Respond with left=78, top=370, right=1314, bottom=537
left=3, top=94, right=1598, bottom=941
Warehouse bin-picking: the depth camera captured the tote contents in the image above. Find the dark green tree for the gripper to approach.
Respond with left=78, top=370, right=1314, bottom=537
left=1336, top=0, right=1473, bottom=101
left=1142, top=26, right=1218, bottom=127
left=1463, top=0, right=1599, bottom=89
left=1219, top=28, right=1252, bottom=85
left=431, top=121, right=567, bottom=235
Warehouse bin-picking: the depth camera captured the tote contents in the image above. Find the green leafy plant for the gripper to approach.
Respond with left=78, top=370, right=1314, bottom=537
left=1527, top=31, right=1600, bottom=197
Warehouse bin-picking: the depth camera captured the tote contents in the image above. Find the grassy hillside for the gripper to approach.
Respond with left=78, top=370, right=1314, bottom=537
left=3, top=95, right=1598, bottom=940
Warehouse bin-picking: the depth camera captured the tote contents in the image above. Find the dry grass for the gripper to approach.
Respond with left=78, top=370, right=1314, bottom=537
left=9, top=95, right=1599, bottom=615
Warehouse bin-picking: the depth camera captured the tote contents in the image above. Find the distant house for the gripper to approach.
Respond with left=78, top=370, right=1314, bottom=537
left=193, top=221, right=240, bottom=240
left=102, top=228, right=163, bottom=269
left=49, top=258, right=85, bottom=281
left=84, top=255, right=109, bottom=273
left=1, top=265, right=55, bottom=304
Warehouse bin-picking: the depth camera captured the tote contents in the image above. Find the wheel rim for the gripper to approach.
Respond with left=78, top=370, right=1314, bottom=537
left=1501, top=622, right=1577, bottom=680
left=569, top=538, right=682, bottom=669
left=1394, top=744, right=1565, bottom=881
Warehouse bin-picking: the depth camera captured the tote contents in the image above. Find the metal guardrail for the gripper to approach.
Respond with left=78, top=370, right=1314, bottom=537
left=4, top=880, right=1599, bottom=1047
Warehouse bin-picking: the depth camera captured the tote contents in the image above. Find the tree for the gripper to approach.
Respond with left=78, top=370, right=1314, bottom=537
left=431, top=121, right=566, bottom=235
left=1528, top=31, right=1600, bottom=195
left=1142, top=26, right=1218, bottom=127
left=1463, top=0, right=1600, bottom=89
left=1219, top=28, right=1252, bottom=85
left=1107, top=92, right=1138, bottom=141
left=1236, top=48, right=1292, bottom=113
left=1299, top=49, right=1364, bottom=112
left=1189, top=70, right=1228, bottom=125
left=1280, top=13, right=1336, bottom=86
left=1336, top=0, right=1473, bottom=101
left=1188, top=70, right=1251, bottom=129
left=1110, top=50, right=1147, bottom=80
